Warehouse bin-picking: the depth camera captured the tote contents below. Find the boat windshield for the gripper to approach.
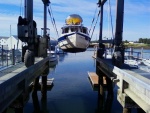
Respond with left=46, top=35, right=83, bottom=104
left=62, top=26, right=88, bottom=34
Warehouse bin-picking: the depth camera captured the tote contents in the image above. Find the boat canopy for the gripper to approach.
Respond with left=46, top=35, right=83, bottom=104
left=65, top=14, right=83, bottom=25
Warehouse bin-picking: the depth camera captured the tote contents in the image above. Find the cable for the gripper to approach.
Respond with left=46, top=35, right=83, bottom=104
left=89, top=5, right=98, bottom=34
left=108, top=0, right=114, bottom=42
left=90, top=10, right=101, bottom=39
left=20, top=0, right=23, bottom=16
left=48, top=5, right=59, bottom=38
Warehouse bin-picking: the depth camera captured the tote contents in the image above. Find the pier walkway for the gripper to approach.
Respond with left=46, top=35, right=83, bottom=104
left=0, top=57, right=49, bottom=113
left=89, top=56, right=150, bottom=113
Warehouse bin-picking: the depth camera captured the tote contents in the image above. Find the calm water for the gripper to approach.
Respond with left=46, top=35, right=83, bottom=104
left=23, top=48, right=149, bottom=113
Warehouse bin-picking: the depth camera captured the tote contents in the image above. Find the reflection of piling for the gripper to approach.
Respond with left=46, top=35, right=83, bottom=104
left=41, top=61, right=49, bottom=99
left=13, top=95, right=24, bottom=113
left=32, top=91, right=41, bottom=113
left=103, top=77, right=113, bottom=113
left=33, top=76, right=40, bottom=92
left=41, top=76, right=47, bottom=99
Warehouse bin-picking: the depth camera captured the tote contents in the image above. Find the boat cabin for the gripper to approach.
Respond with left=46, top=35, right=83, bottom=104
left=61, top=25, right=89, bottom=35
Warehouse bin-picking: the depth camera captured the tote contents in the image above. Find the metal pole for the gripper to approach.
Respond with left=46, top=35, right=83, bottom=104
left=2, top=45, right=3, bottom=66
left=7, top=45, right=8, bottom=66
left=114, top=0, right=124, bottom=46
left=24, top=0, right=27, bottom=18
left=99, top=1, right=104, bottom=45
left=44, top=4, right=47, bottom=37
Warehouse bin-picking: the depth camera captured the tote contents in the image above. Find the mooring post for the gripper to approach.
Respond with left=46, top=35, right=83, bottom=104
left=32, top=91, right=41, bottom=113
left=41, top=61, right=49, bottom=99
left=97, top=69, right=104, bottom=112
left=33, top=76, right=40, bottom=92
left=41, top=0, right=50, bottom=100
left=41, top=96, right=48, bottom=113
left=141, top=47, right=143, bottom=59
left=123, top=108, right=131, bottom=113
left=103, top=77, right=113, bottom=113
left=41, top=75, right=47, bottom=99
left=12, top=48, right=15, bottom=65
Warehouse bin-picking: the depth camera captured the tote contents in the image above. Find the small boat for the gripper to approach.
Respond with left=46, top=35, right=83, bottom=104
left=55, top=45, right=66, bottom=54
left=58, top=14, right=91, bottom=53
left=124, top=55, right=141, bottom=67
left=142, top=59, right=150, bottom=66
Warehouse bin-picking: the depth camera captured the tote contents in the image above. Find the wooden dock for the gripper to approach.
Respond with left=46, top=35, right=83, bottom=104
left=88, top=72, right=98, bottom=87
left=0, top=57, right=49, bottom=113
left=88, top=72, right=107, bottom=89
left=94, top=56, right=150, bottom=113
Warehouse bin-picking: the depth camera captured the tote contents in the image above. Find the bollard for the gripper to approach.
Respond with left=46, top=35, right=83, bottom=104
left=103, top=77, right=114, bottom=113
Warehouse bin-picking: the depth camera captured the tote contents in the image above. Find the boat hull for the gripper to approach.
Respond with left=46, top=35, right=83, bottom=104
left=58, top=32, right=90, bottom=53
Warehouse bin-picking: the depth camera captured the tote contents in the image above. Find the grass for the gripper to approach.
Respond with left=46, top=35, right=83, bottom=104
left=124, top=43, right=150, bottom=49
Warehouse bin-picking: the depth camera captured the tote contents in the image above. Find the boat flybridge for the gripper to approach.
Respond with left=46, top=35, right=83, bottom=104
left=58, top=14, right=91, bottom=53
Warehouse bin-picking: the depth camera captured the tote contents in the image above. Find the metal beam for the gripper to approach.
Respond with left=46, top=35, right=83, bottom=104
left=114, top=0, right=124, bottom=46
left=97, top=0, right=107, bottom=7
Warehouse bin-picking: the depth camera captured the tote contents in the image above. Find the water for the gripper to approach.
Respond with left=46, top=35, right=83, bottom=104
left=22, top=50, right=125, bottom=113
left=5, top=48, right=150, bottom=113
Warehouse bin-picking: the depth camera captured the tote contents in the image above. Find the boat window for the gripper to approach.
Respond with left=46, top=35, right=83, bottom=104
left=62, top=28, right=69, bottom=33
left=71, top=27, right=78, bottom=32
left=79, top=27, right=82, bottom=32
left=82, top=27, right=87, bottom=34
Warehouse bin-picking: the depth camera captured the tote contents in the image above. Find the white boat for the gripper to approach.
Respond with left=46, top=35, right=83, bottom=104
left=124, top=55, right=141, bottom=67
left=142, top=59, right=150, bottom=66
left=58, top=14, right=91, bottom=53
left=55, top=45, right=66, bottom=54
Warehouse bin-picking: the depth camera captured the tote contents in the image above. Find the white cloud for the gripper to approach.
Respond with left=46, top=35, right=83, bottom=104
left=0, top=0, right=149, bottom=41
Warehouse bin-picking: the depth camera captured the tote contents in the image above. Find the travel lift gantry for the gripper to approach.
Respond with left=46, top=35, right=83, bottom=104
left=97, top=0, right=125, bottom=67
left=17, top=0, right=50, bottom=67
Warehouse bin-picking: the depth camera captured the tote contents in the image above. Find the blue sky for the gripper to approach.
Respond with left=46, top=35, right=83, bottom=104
left=0, top=0, right=149, bottom=41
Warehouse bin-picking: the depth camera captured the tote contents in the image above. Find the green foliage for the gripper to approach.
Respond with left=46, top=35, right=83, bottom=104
left=139, top=38, right=150, bottom=44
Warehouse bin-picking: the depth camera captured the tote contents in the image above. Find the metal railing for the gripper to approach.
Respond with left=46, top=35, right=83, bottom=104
left=0, top=45, right=22, bottom=69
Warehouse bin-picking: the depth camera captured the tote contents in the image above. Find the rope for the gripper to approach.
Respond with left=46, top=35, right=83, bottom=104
left=20, top=0, right=23, bottom=16
left=48, top=5, right=59, bottom=38
left=108, top=0, right=114, bottom=42
left=89, top=6, right=98, bottom=34
left=90, top=10, right=101, bottom=39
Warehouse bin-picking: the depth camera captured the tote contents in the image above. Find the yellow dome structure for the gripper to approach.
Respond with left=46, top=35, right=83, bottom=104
left=65, top=14, right=83, bottom=25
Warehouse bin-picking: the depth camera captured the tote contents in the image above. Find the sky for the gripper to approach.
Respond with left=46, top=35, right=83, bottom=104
left=0, top=0, right=150, bottom=41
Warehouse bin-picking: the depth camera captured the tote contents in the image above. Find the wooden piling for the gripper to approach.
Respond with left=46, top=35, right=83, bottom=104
left=123, top=108, right=131, bottom=113
left=103, top=77, right=114, bottom=113
left=33, top=76, right=40, bottom=92
left=14, top=95, right=24, bottom=113
left=32, top=91, right=41, bottom=113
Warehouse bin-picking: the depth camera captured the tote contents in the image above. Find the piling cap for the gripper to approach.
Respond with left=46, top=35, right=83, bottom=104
left=65, top=14, right=83, bottom=25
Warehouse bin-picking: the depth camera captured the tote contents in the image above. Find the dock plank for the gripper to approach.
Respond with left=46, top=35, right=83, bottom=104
left=88, top=72, right=98, bottom=87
